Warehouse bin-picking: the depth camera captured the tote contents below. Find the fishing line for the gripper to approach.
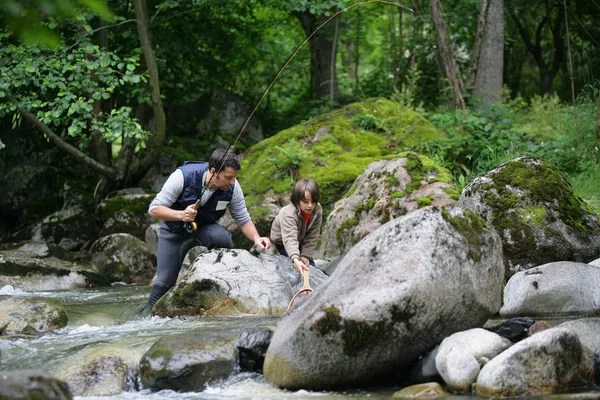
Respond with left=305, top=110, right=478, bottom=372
left=191, top=1, right=413, bottom=231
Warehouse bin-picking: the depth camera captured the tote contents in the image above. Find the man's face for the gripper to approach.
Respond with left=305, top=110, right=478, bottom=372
left=210, top=166, right=238, bottom=190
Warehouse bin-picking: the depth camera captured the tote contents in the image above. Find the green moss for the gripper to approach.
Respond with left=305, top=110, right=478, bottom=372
left=147, top=347, right=173, bottom=360
left=99, top=195, right=154, bottom=220
left=353, top=198, right=375, bottom=213
left=416, top=197, right=432, bottom=207
left=157, top=279, right=225, bottom=314
left=345, top=185, right=357, bottom=198
left=310, top=305, right=342, bottom=336
left=444, top=188, right=460, bottom=201
left=518, top=206, right=547, bottom=225
left=335, top=217, right=359, bottom=247
left=441, top=207, right=488, bottom=262
left=485, top=157, right=597, bottom=238
left=391, top=191, right=405, bottom=199
left=239, top=98, right=444, bottom=217
left=385, top=175, right=400, bottom=188
left=310, top=302, right=417, bottom=357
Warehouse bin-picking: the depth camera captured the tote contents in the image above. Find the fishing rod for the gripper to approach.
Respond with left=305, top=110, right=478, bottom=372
left=184, top=0, right=413, bottom=233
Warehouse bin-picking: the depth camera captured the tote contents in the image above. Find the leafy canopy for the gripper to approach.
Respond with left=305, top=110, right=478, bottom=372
left=0, top=23, right=150, bottom=151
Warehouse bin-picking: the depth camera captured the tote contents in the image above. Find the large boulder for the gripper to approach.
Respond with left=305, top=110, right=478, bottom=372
left=317, top=153, right=458, bottom=259
left=88, top=233, right=156, bottom=284
left=263, top=206, right=504, bottom=390
left=96, top=192, right=155, bottom=241
left=238, top=99, right=444, bottom=226
left=476, top=327, right=592, bottom=397
left=153, top=249, right=328, bottom=317
left=458, top=156, right=600, bottom=278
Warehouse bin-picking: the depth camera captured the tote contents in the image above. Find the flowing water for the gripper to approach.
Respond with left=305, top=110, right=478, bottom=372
left=1, top=284, right=600, bottom=400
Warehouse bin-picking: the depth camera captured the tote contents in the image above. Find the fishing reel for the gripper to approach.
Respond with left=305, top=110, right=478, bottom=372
left=184, top=221, right=198, bottom=233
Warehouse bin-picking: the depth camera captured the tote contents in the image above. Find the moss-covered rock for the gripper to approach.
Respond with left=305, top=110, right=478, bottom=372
left=238, top=98, right=443, bottom=222
left=0, top=296, right=68, bottom=335
left=97, top=193, right=155, bottom=241
left=88, top=233, right=157, bottom=284
left=458, top=156, right=600, bottom=279
left=318, top=153, right=457, bottom=259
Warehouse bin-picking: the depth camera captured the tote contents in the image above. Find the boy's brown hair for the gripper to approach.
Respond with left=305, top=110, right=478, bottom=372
left=291, top=178, right=320, bottom=205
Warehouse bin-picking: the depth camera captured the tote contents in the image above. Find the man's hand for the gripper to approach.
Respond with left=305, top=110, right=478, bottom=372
left=254, top=237, right=271, bottom=251
left=182, top=204, right=198, bottom=222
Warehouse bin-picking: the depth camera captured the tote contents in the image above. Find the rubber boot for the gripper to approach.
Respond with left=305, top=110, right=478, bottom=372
left=148, top=283, right=170, bottom=308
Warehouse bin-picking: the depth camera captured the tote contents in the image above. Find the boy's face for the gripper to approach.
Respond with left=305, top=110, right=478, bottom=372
left=209, top=167, right=238, bottom=190
left=299, top=191, right=316, bottom=215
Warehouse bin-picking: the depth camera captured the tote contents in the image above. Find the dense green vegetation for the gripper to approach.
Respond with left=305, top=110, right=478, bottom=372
left=0, top=0, right=599, bottom=223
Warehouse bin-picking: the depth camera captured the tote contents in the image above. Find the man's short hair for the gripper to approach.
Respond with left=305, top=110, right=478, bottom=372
left=209, top=149, right=241, bottom=172
left=291, top=178, right=320, bottom=205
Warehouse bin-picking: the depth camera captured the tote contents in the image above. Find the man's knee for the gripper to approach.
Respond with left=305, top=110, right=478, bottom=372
left=198, top=224, right=233, bottom=249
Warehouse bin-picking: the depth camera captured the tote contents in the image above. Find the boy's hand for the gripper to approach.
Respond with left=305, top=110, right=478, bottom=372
left=293, top=257, right=308, bottom=273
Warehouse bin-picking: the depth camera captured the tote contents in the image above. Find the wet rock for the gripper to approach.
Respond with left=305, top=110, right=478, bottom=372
left=0, top=296, right=68, bottom=335
left=236, top=328, right=273, bottom=373
left=484, top=317, right=535, bottom=342
left=392, top=382, right=448, bottom=398
left=0, top=369, right=72, bottom=400
left=139, top=333, right=237, bottom=392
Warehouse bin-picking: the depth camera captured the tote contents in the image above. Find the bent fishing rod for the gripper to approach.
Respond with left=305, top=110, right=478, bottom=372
left=184, top=0, right=413, bottom=233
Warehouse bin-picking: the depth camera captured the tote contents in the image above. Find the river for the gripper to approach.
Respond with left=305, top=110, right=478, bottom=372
left=1, top=284, right=599, bottom=400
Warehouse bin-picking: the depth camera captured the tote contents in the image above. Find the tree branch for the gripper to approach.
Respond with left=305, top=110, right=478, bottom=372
left=8, top=95, right=117, bottom=178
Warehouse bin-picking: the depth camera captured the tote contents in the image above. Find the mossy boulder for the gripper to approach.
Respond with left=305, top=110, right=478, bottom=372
left=139, top=333, right=238, bottom=392
left=88, top=233, right=157, bottom=284
left=238, top=98, right=443, bottom=224
left=97, top=192, right=155, bottom=241
left=317, top=153, right=458, bottom=259
left=458, top=156, right=600, bottom=279
left=0, top=296, right=68, bottom=335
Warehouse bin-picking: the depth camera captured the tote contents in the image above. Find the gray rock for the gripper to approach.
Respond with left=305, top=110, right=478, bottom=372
left=500, top=261, right=600, bottom=317
left=0, top=296, right=68, bottom=335
left=476, top=327, right=592, bottom=397
left=139, top=334, right=237, bottom=392
left=155, top=249, right=328, bottom=316
left=0, top=369, right=72, bottom=400
left=89, top=233, right=157, bottom=284
left=435, top=328, right=510, bottom=393
left=263, top=206, right=504, bottom=390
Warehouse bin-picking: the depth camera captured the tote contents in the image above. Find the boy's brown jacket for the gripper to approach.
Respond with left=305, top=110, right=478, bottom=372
left=270, top=202, right=322, bottom=260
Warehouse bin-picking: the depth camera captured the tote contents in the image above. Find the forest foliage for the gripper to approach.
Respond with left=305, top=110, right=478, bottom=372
left=0, top=0, right=599, bottom=205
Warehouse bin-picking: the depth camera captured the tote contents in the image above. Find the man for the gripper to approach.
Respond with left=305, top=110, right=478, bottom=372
left=147, top=148, right=270, bottom=307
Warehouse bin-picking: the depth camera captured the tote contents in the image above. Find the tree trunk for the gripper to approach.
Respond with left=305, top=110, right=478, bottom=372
left=429, top=0, right=466, bottom=110
left=294, top=10, right=340, bottom=102
left=473, top=0, right=504, bottom=104
left=129, top=0, right=167, bottom=183
left=510, top=2, right=565, bottom=96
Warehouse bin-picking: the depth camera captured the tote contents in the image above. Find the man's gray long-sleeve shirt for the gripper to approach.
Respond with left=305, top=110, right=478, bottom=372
left=148, top=169, right=251, bottom=227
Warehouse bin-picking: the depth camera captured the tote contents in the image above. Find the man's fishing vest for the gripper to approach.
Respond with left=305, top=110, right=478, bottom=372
left=164, top=161, right=234, bottom=234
